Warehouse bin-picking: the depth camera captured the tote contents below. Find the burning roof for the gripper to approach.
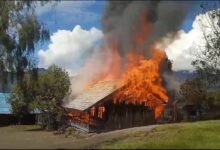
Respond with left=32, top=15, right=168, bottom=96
left=64, top=80, right=124, bottom=111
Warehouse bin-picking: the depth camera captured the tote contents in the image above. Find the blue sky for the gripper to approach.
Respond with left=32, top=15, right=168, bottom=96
left=38, top=1, right=105, bottom=33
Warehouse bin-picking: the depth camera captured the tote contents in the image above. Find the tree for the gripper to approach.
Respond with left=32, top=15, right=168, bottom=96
left=192, top=2, right=220, bottom=86
left=179, top=78, right=207, bottom=105
left=0, top=1, right=50, bottom=87
left=9, top=74, right=38, bottom=124
left=9, top=65, right=70, bottom=129
left=33, top=65, right=70, bottom=129
left=179, top=77, right=210, bottom=120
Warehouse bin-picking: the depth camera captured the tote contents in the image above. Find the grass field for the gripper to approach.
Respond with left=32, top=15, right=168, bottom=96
left=0, top=120, right=220, bottom=149
left=100, top=120, right=220, bottom=149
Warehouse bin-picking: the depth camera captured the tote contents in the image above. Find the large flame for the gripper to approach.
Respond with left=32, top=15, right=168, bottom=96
left=114, top=48, right=168, bottom=118
left=88, top=46, right=168, bottom=119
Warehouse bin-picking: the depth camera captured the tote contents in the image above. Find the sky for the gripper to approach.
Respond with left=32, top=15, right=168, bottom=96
left=35, top=1, right=219, bottom=75
left=36, top=1, right=105, bottom=34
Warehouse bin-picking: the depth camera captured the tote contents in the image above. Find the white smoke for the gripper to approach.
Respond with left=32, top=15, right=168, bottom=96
left=157, top=9, right=219, bottom=71
left=38, top=25, right=103, bottom=75
left=38, top=25, right=104, bottom=95
left=157, top=9, right=219, bottom=93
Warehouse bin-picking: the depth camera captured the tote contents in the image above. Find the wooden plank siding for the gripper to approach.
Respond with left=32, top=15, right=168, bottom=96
left=101, top=101, right=155, bottom=131
left=67, top=101, right=155, bottom=132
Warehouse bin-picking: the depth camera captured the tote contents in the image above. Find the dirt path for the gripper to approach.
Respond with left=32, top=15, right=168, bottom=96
left=0, top=125, right=157, bottom=149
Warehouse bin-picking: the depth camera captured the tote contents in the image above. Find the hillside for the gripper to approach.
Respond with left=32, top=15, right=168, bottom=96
left=173, top=70, right=197, bottom=81
left=99, top=120, right=220, bottom=149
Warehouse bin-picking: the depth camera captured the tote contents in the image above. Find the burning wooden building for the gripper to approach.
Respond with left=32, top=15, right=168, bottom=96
left=64, top=80, right=156, bottom=132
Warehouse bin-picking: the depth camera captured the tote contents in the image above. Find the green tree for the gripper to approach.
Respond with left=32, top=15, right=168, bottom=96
left=0, top=1, right=50, bottom=86
left=34, top=65, right=70, bottom=129
left=9, top=74, right=38, bottom=124
left=179, top=78, right=208, bottom=117
left=206, top=90, right=220, bottom=108
left=9, top=65, right=70, bottom=129
left=179, top=78, right=207, bottom=104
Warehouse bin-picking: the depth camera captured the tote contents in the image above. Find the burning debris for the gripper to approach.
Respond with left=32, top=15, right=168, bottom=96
left=66, top=1, right=195, bottom=132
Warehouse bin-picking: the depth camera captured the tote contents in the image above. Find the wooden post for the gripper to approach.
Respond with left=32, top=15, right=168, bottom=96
left=88, top=115, right=90, bottom=132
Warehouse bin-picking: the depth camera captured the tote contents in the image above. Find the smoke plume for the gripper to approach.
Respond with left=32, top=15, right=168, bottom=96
left=102, top=1, right=195, bottom=57
left=70, top=1, right=196, bottom=96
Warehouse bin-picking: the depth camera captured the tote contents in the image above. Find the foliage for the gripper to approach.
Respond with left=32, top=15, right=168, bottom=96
left=178, top=77, right=220, bottom=119
left=192, top=3, right=220, bottom=86
left=207, top=89, right=220, bottom=107
left=9, top=65, right=70, bottom=128
left=0, top=1, right=50, bottom=86
left=9, top=74, right=37, bottom=123
left=179, top=78, right=207, bottom=105
left=178, top=78, right=209, bottom=119
left=34, top=65, right=70, bottom=129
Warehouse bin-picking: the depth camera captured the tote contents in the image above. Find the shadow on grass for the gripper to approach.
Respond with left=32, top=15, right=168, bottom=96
left=25, top=127, right=44, bottom=132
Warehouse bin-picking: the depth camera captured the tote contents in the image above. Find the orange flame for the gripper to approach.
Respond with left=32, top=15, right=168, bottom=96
left=114, top=48, right=168, bottom=118
left=67, top=106, right=106, bottom=126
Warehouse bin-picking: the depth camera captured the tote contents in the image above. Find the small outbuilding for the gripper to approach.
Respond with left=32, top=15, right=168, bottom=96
left=0, top=92, right=40, bottom=126
left=0, top=93, right=18, bottom=126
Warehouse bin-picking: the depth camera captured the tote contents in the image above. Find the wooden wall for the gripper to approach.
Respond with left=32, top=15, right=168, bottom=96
left=89, top=101, right=155, bottom=132
left=69, top=100, right=156, bottom=132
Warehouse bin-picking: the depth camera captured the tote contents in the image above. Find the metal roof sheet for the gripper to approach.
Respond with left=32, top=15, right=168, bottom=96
left=0, top=93, right=11, bottom=114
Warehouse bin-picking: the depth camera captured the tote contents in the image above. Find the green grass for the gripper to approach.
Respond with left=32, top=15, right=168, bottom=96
left=99, top=120, right=220, bottom=149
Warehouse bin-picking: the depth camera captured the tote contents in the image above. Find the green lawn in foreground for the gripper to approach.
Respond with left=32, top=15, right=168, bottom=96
left=99, top=120, right=220, bottom=149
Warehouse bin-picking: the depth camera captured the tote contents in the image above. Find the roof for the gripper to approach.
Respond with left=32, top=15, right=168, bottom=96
left=64, top=80, right=123, bottom=111
left=0, top=93, right=11, bottom=114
